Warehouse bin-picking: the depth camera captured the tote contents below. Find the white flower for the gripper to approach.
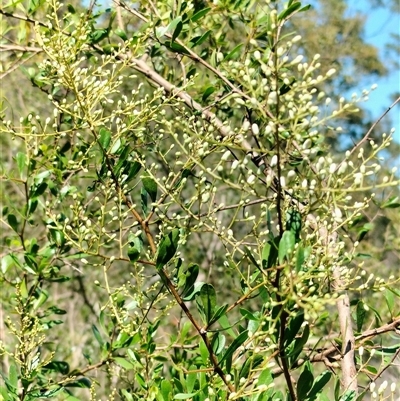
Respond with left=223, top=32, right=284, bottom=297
left=270, top=155, right=278, bottom=167
left=251, top=123, right=260, bottom=135
left=326, top=68, right=336, bottom=77
left=247, top=174, right=256, bottom=185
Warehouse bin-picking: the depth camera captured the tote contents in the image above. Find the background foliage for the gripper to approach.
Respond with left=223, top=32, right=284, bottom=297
left=0, top=0, right=399, bottom=400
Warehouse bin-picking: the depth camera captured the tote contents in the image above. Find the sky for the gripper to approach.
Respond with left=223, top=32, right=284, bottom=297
left=351, top=1, right=400, bottom=142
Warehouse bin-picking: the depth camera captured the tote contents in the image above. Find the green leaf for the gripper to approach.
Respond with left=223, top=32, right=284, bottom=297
left=261, top=242, right=271, bottom=267
left=67, top=4, right=76, bottom=13
left=90, top=28, right=110, bottom=44
left=172, top=21, right=183, bottom=42
left=127, top=161, right=142, bottom=181
left=239, top=354, right=263, bottom=379
left=191, top=7, right=211, bottom=22
left=199, top=339, right=209, bottom=364
left=289, top=324, right=310, bottom=362
left=174, top=394, right=197, bottom=400
left=339, top=390, right=357, bottom=401
left=356, top=301, right=366, bottom=332
left=7, top=214, right=19, bottom=233
left=190, top=30, right=211, bottom=47
left=284, top=311, right=304, bottom=348
left=42, top=361, right=69, bottom=375
left=142, top=176, right=158, bottom=203
left=218, top=314, right=236, bottom=338
left=161, top=379, right=172, bottom=401
left=196, top=283, right=216, bottom=324
left=299, top=4, right=312, bottom=12
left=9, top=363, right=18, bottom=390
left=31, top=182, right=47, bottom=198
left=211, top=332, right=226, bottom=355
left=219, top=330, right=248, bottom=365
left=224, top=43, right=243, bottom=61
left=186, top=365, right=197, bottom=393
left=92, top=325, right=104, bottom=346
left=99, top=127, right=112, bottom=151
left=307, top=371, right=332, bottom=401
left=278, top=230, right=295, bottom=264
left=167, top=17, right=182, bottom=35
left=296, top=364, right=314, bottom=400
left=208, top=303, right=228, bottom=326
left=278, top=2, right=301, bottom=21
left=181, top=263, right=199, bottom=299
left=245, top=246, right=260, bottom=268
left=16, top=152, right=27, bottom=178
left=156, top=229, right=180, bottom=270
left=65, top=378, right=91, bottom=388
left=113, top=357, right=135, bottom=370
left=258, top=368, right=274, bottom=387
left=114, top=28, right=127, bottom=41
left=202, top=86, right=216, bottom=102
left=262, top=237, right=279, bottom=269
left=286, top=209, right=302, bottom=241
left=381, top=196, right=400, bottom=208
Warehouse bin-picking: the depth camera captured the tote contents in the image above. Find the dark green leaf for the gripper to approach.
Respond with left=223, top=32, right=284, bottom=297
left=191, top=7, right=211, bottom=22
left=219, top=330, right=248, bottom=365
left=167, top=17, right=182, bottom=35
left=299, top=4, right=312, bottom=12
left=128, top=246, right=140, bottom=263
left=202, top=86, right=216, bottom=102
left=65, top=378, right=91, bottom=388
left=190, top=30, right=211, bottom=47
left=286, top=209, right=302, bottom=241
left=142, top=176, right=158, bottom=203
left=339, top=390, right=357, bottom=401
left=42, top=361, right=69, bottom=375
left=31, top=182, right=47, bottom=198
left=67, top=4, right=76, bottom=13
left=156, top=229, right=180, bottom=269
left=172, top=21, right=183, bottom=42
left=278, top=2, right=301, bottom=21
left=284, top=311, right=304, bottom=348
left=127, top=161, right=141, bottom=181
left=289, top=324, right=310, bottom=362
left=296, top=364, right=314, bottom=400
left=99, top=127, right=112, bottom=151
left=356, top=301, right=366, bottom=332
left=208, top=303, right=228, bottom=326
left=381, top=196, right=400, bottom=208
left=307, top=371, right=332, bottom=401
left=181, top=263, right=199, bottom=299
left=196, top=283, right=216, bottom=324
left=7, top=214, right=19, bottom=233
